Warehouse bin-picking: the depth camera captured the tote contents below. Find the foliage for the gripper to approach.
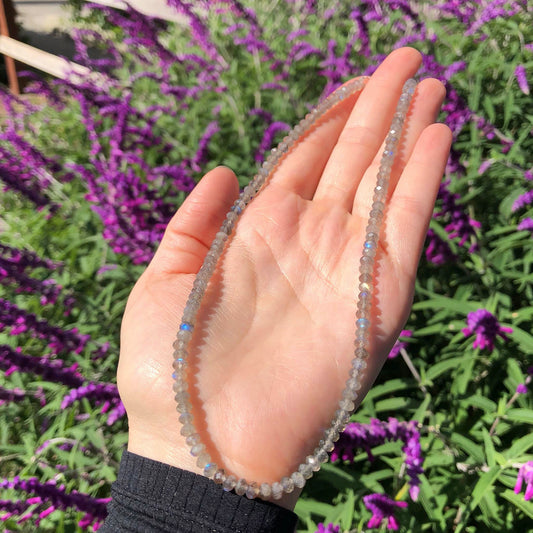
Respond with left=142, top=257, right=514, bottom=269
left=0, top=0, right=532, bottom=531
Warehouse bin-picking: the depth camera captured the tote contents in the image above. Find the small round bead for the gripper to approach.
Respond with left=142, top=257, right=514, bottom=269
left=204, top=463, right=218, bottom=478
left=353, top=347, right=369, bottom=360
left=190, top=443, right=206, bottom=456
left=356, top=318, right=370, bottom=329
left=271, top=482, right=283, bottom=500
left=324, top=427, right=340, bottom=443
left=291, top=471, right=306, bottom=489
left=306, top=455, right=320, bottom=472
left=235, top=478, right=248, bottom=496
left=180, top=423, right=195, bottom=437
left=334, top=409, right=351, bottom=426
left=172, top=358, right=188, bottom=371
left=177, top=329, right=193, bottom=343
left=298, top=463, right=314, bottom=479
left=223, top=475, right=237, bottom=491
left=339, top=398, right=355, bottom=411
left=260, top=483, right=272, bottom=498
left=319, top=438, right=335, bottom=452
left=342, top=387, right=358, bottom=401
left=281, top=476, right=294, bottom=493
left=213, top=468, right=226, bottom=484
left=346, top=377, right=362, bottom=391
left=173, top=380, right=188, bottom=392
left=196, top=452, right=211, bottom=469
left=185, top=433, right=201, bottom=447
left=179, top=412, right=193, bottom=425
left=314, top=448, right=329, bottom=464
left=176, top=401, right=192, bottom=413
left=246, top=482, right=260, bottom=499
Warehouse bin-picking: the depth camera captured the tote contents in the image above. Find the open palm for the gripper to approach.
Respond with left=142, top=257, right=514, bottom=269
left=117, top=48, right=452, bottom=507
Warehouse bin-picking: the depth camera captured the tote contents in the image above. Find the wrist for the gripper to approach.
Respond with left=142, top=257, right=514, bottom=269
left=127, top=425, right=302, bottom=511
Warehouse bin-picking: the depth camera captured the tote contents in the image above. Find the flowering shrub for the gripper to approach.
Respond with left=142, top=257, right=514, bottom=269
left=0, top=0, right=532, bottom=531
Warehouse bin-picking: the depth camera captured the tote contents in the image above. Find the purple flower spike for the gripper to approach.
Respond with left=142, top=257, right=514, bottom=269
left=388, top=330, right=413, bottom=359
left=331, top=418, right=423, bottom=500
left=363, top=493, right=408, bottom=530
left=425, top=229, right=457, bottom=265
left=462, top=309, right=512, bottom=352
left=517, top=218, right=533, bottom=234
left=512, top=190, right=533, bottom=212
left=514, top=461, right=533, bottom=501
left=515, top=65, right=530, bottom=95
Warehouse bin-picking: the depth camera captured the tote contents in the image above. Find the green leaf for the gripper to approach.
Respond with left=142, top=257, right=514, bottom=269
left=464, top=395, right=497, bottom=414
left=500, top=489, right=533, bottom=519
left=469, top=466, right=501, bottom=514
left=482, top=428, right=496, bottom=467
left=506, top=408, right=533, bottom=425
left=418, top=474, right=446, bottom=528
left=505, top=433, right=533, bottom=459
left=426, top=356, right=465, bottom=381
left=450, top=433, right=484, bottom=463
left=340, top=490, right=355, bottom=530
left=508, top=327, right=533, bottom=352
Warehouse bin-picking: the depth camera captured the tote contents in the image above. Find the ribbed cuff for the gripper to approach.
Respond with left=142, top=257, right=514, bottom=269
left=99, top=450, right=298, bottom=533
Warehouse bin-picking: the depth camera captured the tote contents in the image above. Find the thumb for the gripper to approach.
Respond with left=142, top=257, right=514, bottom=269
left=149, top=166, right=240, bottom=276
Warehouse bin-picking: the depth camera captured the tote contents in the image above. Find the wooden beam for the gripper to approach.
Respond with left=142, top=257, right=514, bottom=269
left=0, top=0, right=19, bottom=93
left=88, top=0, right=185, bottom=24
left=0, top=35, right=106, bottom=84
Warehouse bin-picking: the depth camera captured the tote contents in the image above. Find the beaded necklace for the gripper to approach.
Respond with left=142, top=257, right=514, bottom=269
left=172, top=78, right=417, bottom=500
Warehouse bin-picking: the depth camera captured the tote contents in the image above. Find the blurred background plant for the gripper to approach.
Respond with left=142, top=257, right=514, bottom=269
left=0, top=1, right=532, bottom=531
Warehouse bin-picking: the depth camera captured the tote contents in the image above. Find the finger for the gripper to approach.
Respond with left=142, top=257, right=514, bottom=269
left=269, top=80, right=367, bottom=200
left=386, top=123, right=453, bottom=278
left=149, top=166, right=239, bottom=276
left=352, top=78, right=447, bottom=218
left=313, top=47, right=422, bottom=211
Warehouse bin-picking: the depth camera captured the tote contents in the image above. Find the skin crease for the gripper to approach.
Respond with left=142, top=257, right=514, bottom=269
left=118, top=47, right=453, bottom=511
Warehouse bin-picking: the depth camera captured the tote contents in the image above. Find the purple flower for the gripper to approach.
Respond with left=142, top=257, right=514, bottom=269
left=425, top=229, right=457, bottom=265
left=0, top=386, right=26, bottom=405
left=517, top=218, right=533, bottom=234
left=516, top=383, right=528, bottom=394
left=513, top=190, right=533, bottom=212
left=331, top=418, right=423, bottom=500
left=61, top=382, right=125, bottom=425
left=0, top=476, right=110, bottom=529
left=462, top=309, right=513, bottom=352
left=435, top=182, right=480, bottom=251
left=255, top=122, right=291, bottom=163
left=363, top=493, right=408, bottom=530
left=316, top=523, right=340, bottom=533
left=190, top=121, right=220, bottom=172
left=525, top=169, right=533, bottom=181
left=0, top=299, right=89, bottom=355
left=514, top=462, right=533, bottom=501
left=0, top=344, right=84, bottom=387
left=388, top=330, right=412, bottom=359
left=515, top=65, right=530, bottom=95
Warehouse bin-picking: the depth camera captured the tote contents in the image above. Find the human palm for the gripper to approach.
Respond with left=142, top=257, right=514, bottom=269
left=117, top=48, right=452, bottom=508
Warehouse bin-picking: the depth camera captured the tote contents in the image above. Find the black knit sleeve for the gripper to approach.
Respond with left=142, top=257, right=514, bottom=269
left=99, top=451, right=298, bottom=533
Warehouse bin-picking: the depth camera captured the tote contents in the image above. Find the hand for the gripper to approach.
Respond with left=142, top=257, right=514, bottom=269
left=117, top=47, right=452, bottom=509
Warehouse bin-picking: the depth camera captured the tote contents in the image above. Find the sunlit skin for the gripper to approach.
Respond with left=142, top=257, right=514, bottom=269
left=117, top=47, right=452, bottom=510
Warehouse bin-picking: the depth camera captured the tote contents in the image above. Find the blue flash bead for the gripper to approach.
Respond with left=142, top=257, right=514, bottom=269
left=231, top=205, right=243, bottom=214
left=172, top=372, right=177, bottom=380
left=180, top=323, right=193, bottom=331
left=356, top=318, right=370, bottom=329
left=364, top=241, right=375, bottom=250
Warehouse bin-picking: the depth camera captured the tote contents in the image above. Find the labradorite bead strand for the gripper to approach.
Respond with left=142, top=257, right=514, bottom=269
left=172, top=78, right=417, bottom=500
